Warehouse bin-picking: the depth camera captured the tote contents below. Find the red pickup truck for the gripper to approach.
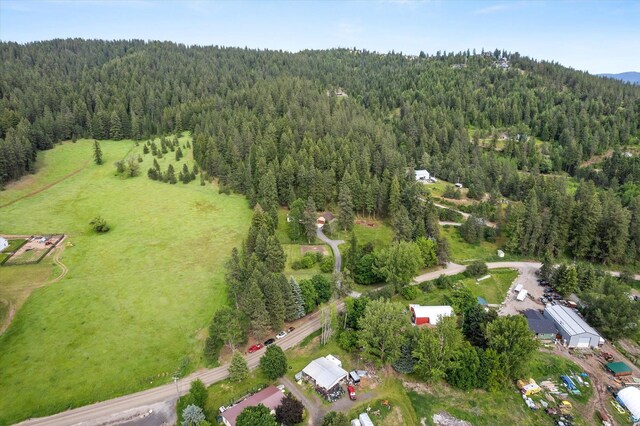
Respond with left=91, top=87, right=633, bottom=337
left=348, top=385, right=356, bottom=400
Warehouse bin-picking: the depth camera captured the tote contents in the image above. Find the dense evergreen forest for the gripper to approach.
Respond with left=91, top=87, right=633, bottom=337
left=2, top=39, right=640, bottom=263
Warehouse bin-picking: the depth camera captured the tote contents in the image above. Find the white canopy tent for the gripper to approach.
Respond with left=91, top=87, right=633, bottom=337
left=618, top=387, right=640, bottom=421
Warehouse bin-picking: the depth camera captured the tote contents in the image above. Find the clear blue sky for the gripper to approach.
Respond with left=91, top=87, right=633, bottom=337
left=1, top=0, right=638, bottom=74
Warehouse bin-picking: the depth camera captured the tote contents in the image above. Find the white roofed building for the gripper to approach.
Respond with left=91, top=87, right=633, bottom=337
left=302, top=356, right=348, bottom=391
left=415, top=170, right=430, bottom=181
left=410, top=304, right=453, bottom=325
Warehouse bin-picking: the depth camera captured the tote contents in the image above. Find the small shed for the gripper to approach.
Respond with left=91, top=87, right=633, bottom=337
left=317, top=211, right=335, bottom=226
left=409, top=304, right=453, bottom=325
left=606, top=362, right=633, bottom=377
left=358, top=413, right=375, bottom=426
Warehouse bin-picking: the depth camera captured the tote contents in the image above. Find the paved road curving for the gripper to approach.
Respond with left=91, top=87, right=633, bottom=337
left=316, top=226, right=343, bottom=272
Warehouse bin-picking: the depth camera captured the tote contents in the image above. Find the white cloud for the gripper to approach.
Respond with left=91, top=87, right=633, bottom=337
left=475, top=2, right=524, bottom=15
left=337, top=20, right=364, bottom=37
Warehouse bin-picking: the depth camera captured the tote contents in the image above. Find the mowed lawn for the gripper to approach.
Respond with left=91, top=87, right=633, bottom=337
left=0, top=138, right=251, bottom=425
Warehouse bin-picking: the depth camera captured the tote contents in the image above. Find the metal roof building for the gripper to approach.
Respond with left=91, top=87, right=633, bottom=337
left=302, top=356, right=348, bottom=390
left=606, top=361, right=633, bottom=377
left=523, top=309, right=558, bottom=340
left=543, top=305, right=603, bottom=348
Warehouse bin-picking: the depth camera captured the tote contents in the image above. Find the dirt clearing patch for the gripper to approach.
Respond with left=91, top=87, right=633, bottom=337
left=432, top=411, right=472, bottom=426
left=300, top=245, right=328, bottom=255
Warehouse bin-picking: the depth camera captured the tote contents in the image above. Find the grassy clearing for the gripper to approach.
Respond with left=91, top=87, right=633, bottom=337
left=0, top=136, right=251, bottom=425
left=283, top=243, right=330, bottom=281
left=0, top=141, right=101, bottom=207
left=399, top=268, right=517, bottom=306
left=441, top=226, right=500, bottom=263
left=441, top=226, right=527, bottom=263
left=0, top=262, right=57, bottom=331
left=334, top=217, right=394, bottom=249
left=464, top=268, right=518, bottom=304
left=347, top=375, right=419, bottom=426
left=203, top=370, right=272, bottom=420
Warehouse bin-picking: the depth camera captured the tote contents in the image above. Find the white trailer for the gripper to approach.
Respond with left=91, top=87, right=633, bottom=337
left=517, top=289, right=528, bottom=301
left=513, top=284, right=523, bottom=293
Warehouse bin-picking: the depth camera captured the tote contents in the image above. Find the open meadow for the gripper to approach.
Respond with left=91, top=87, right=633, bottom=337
left=0, top=136, right=251, bottom=425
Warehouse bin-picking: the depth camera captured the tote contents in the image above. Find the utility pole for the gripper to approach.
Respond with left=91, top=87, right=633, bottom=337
left=173, top=376, right=180, bottom=399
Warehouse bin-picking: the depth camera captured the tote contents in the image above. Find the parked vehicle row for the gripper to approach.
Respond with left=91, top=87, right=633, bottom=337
left=246, top=327, right=296, bottom=353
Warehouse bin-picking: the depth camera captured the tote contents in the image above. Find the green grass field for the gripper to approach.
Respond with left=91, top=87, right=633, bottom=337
left=401, top=268, right=518, bottom=306
left=334, top=217, right=394, bottom=248
left=440, top=226, right=528, bottom=264
left=0, top=136, right=251, bottom=425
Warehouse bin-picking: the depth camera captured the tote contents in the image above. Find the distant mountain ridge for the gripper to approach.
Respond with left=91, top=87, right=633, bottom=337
left=597, top=71, right=640, bottom=84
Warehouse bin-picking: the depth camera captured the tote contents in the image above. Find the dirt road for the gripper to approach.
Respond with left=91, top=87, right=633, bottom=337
left=0, top=164, right=88, bottom=209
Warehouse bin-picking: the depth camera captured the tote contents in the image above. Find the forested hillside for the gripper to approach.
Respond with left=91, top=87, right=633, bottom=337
left=2, top=39, right=640, bottom=263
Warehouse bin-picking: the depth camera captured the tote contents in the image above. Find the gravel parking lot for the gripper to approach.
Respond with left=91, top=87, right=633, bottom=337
left=496, top=263, right=546, bottom=316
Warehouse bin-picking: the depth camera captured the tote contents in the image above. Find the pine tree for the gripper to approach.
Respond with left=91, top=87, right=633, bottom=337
left=226, top=247, right=246, bottom=308
left=175, top=146, right=183, bottom=161
left=264, top=235, right=286, bottom=272
left=388, top=176, right=401, bottom=217
left=263, top=274, right=285, bottom=331
left=228, top=351, right=249, bottom=382
left=391, top=205, right=413, bottom=241
left=393, top=340, right=417, bottom=374
left=245, top=279, right=270, bottom=338
left=109, top=111, right=123, bottom=140
left=166, top=164, right=177, bottom=184
left=303, top=197, right=317, bottom=244
left=337, top=181, right=355, bottom=231
left=182, top=163, right=190, bottom=183
left=93, top=140, right=103, bottom=165
left=289, top=277, right=306, bottom=320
